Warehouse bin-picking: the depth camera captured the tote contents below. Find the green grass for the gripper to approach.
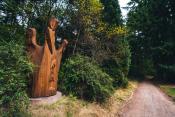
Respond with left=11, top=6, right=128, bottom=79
left=160, top=85, right=175, bottom=99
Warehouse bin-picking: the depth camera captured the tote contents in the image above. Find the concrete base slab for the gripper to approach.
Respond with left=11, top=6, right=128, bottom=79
left=30, top=91, right=62, bottom=105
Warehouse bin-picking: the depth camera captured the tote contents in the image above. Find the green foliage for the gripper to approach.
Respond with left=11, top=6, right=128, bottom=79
left=71, top=0, right=103, bottom=32
left=101, top=38, right=131, bottom=88
left=130, top=58, right=156, bottom=78
left=127, top=0, right=175, bottom=80
left=58, top=0, right=131, bottom=102
left=115, top=38, right=131, bottom=76
left=62, top=0, right=105, bottom=56
left=0, top=0, right=66, bottom=44
left=0, top=41, right=33, bottom=116
left=0, top=25, right=25, bottom=43
left=0, top=92, right=30, bottom=117
left=106, top=26, right=128, bottom=38
left=0, top=0, right=131, bottom=112
left=141, top=59, right=156, bottom=76
left=59, top=54, right=114, bottom=103
left=102, top=59, right=128, bottom=88
left=100, top=0, right=123, bottom=26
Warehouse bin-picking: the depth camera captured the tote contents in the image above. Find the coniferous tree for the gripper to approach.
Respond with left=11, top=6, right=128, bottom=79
left=100, top=0, right=123, bottom=26
left=127, top=0, right=175, bottom=81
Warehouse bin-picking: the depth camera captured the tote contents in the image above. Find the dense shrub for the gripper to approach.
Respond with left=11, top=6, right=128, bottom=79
left=0, top=41, right=33, bottom=117
left=101, top=38, right=131, bottom=88
left=102, top=58, right=128, bottom=88
left=114, top=38, right=131, bottom=77
left=59, top=54, right=114, bottom=103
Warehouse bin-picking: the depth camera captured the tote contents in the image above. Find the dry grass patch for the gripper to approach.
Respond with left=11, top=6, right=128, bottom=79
left=30, top=81, right=138, bottom=117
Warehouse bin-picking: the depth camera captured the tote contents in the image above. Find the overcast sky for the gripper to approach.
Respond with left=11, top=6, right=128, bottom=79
left=118, top=0, right=130, bottom=18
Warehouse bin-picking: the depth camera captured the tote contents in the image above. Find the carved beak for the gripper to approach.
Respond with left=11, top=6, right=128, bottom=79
left=46, top=17, right=59, bottom=54
left=26, top=28, right=37, bottom=46
left=45, top=29, right=53, bottom=54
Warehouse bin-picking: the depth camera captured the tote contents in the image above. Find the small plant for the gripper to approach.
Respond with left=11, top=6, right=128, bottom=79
left=59, top=54, right=114, bottom=103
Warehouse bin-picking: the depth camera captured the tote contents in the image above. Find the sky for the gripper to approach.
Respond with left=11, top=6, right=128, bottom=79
left=118, top=0, right=130, bottom=18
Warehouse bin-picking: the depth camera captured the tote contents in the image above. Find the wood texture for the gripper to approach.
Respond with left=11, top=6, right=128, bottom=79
left=26, top=17, right=68, bottom=98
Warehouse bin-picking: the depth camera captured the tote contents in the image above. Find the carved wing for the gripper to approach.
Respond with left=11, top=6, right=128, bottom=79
left=26, top=28, right=39, bottom=47
left=57, top=39, right=68, bottom=54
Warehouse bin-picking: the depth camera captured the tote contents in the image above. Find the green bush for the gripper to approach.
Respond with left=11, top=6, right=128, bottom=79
left=102, top=58, right=128, bottom=88
left=114, top=38, right=131, bottom=77
left=101, top=38, right=130, bottom=88
left=59, top=54, right=114, bottom=103
left=0, top=41, right=33, bottom=117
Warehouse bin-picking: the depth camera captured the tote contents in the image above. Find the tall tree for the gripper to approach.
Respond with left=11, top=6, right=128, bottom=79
left=100, top=0, right=123, bottom=26
left=127, top=0, right=175, bottom=80
left=63, top=0, right=104, bottom=56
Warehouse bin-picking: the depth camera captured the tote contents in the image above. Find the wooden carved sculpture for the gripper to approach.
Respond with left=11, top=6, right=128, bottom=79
left=26, top=17, right=68, bottom=98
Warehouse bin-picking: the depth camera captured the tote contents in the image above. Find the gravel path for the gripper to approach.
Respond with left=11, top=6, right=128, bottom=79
left=119, top=81, right=175, bottom=117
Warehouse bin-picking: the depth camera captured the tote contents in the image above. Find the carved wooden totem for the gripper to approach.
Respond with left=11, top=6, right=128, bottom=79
left=26, top=17, right=68, bottom=98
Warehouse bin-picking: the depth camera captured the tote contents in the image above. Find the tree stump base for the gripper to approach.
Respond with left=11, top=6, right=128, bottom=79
left=30, top=91, right=62, bottom=105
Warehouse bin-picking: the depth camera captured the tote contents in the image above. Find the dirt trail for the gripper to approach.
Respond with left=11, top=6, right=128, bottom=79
left=119, top=81, right=175, bottom=117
